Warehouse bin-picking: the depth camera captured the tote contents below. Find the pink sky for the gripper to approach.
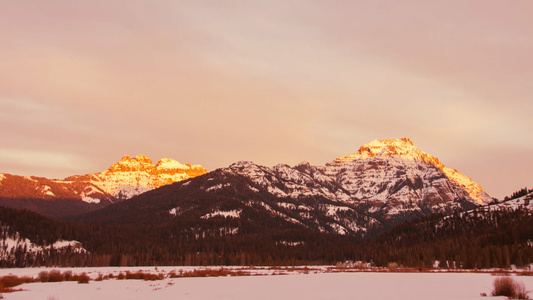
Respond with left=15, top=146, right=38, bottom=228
left=1, top=1, right=532, bottom=199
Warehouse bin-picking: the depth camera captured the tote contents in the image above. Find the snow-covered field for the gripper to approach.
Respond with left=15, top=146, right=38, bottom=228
left=1, top=267, right=531, bottom=300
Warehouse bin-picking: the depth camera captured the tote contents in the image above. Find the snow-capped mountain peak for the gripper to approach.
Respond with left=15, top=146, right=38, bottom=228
left=217, top=138, right=492, bottom=231
left=88, top=154, right=207, bottom=200
left=230, top=161, right=255, bottom=169
left=337, top=138, right=438, bottom=163
left=0, top=154, right=207, bottom=214
left=105, top=154, right=155, bottom=173
left=335, top=138, right=488, bottom=203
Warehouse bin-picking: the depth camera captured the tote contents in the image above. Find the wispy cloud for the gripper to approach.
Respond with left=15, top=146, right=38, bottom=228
left=0, top=148, right=92, bottom=173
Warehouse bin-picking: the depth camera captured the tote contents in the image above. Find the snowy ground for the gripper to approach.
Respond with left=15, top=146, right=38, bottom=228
left=1, top=267, right=531, bottom=300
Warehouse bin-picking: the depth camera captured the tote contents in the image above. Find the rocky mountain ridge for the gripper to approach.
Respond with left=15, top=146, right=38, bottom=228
left=1, top=138, right=493, bottom=228
left=65, top=154, right=206, bottom=201
left=83, top=138, right=494, bottom=238
left=0, top=155, right=206, bottom=218
left=334, top=138, right=487, bottom=203
left=215, top=138, right=492, bottom=224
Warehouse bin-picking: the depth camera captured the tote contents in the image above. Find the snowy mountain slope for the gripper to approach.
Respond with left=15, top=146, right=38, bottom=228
left=83, top=138, right=493, bottom=238
left=223, top=138, right=492, bottom=222
left=78, top=166, right=372, bottom=239
left=66, top=154, right=206, bottom=200
left=0, top=173, right=113, bottom=203
left=0, top=155, right=206, bottom=218
left=331, top=138, right=489, bottom=204
left=460, top=191, right=533, bottom=216
left=494, top=192, right=533, bottom=209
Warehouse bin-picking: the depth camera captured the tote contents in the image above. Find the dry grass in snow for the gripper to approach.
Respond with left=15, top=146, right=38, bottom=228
left=1, top=266, right=533, bottom=300
left=492, top=276, right=531, bottom=299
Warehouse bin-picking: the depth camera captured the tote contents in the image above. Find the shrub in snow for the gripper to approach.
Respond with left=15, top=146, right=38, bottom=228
left=77, top=273, right=90, bottom=284
left=47, top=270, right=64, bottom=282
left=492, top=276, right=530, bottom=299
left=38, top=271, right=50, bottom=283
left=0, top=275, right=33, bottom=288
left=63, top=271, right=73, bottom=281
left=38, top=270, right=67, bottom=283
left=122, top=271, right=164, bottom=281
left=387, top=262, right=399, bottom=268
left=513, top=282, right=531, bottom=300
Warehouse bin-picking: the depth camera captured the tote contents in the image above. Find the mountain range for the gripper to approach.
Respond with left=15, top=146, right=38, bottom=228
left=76, top=138, right=495, bottom=236
left=5, top=137, right=530, bottom=268
left=1, top=138, right=493, bottom=225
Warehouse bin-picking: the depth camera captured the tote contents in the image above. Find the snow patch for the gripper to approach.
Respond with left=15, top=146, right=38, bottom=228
left=0, top=235, right=33, bottom=260
left=24, top=176, right=37, bottom=182
left=1, top=227, right=87, bottom=260
left=169, top=207, right=181, bottom=216
left=277, top=202, right=297, bottom=210
left=222, top=227, right=239, bottom=235
left=277, top=240, right=305, bottom=246
left=41, top=185, right=55, bottom=197
left=81, top=196, right=100, bottom=204
left=325, top=205, right=352, bottom=217
left=81, top=186, right=101, bottom=204
left=115, top=186, right=152, bottom=200
left=256, top=202, right=303, bottom=225
left=328, top=223, right=348, bottom=235
left=48, top=240, right=86, bottom=253
left=206, top=183, right=231, bottom=192
left=201, top=209, right=242, bottom=219
left=156, top=158, right=189, bottom=170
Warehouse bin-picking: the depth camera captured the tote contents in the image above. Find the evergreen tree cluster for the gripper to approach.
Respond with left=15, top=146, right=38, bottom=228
left=0, top=206, right=359, bottom=267
left=504, top=187, right=532, bottom=201
left=352, top=207, right=533, bottom=268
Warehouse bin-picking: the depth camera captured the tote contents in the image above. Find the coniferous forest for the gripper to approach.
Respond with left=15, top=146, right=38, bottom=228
left=1, top=187, right=532, bottom=268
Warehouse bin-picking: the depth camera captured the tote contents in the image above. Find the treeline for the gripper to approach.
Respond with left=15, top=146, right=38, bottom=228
left=0, top=206, right=359, bottom=267
left=504, top=187, right=531, bottom=201
left=351, top=207, right=533, bottom=268
left=2, top=185, right=533, bottom=269
left=4, top=204, right=533, bottom=269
